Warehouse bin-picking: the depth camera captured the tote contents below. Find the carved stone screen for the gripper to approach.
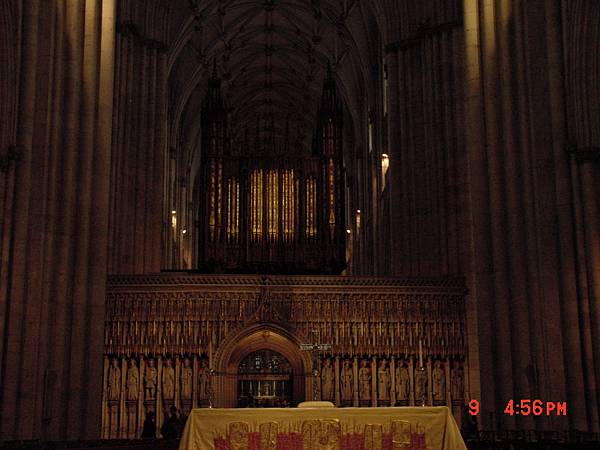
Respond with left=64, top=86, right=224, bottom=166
left=102, top=274, right=467, bottom=439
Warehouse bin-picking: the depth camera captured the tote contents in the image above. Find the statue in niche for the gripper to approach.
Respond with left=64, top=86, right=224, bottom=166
left=321, top=358, right=334, bottom=401
left=144, top=359, right=157, bottom=399
left=395, top=362, right=410, bottom=401
left=198, top=359, right=209, bottom=400
left=107, top=358, right=121, bottom=401
left=181, top=358, right=193, bottom=399
left=377, top=359, right=391, bottom=401
left=359, top=359, right=371, bottom=400
left=126, top=358, right=139, bottom=401
left=451, top=364, right=464, bottom=401
left=341, top=360, right=353, bottom=401
left=162, top=358, right=175, bottom=400
left=414, top=365, right=428, bottom=402
left=433, top=361, right=446, bottom=401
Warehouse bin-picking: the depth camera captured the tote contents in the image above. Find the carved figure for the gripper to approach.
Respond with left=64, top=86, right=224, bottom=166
left=181, top=358, right=192, bottom=399
left=144, top=359, right=157, bottom=399
left=321, top=358, right=334, bottom=401
left=198, top=359, right=209, bottom=400
left=107, top=359, right=121, bottom=401
left=395, top=363, right=410, bottom=401
left=451, top=365, right=464, bottom=400
left=341, top=360, right=353, bottom=401
left=162, top=358, right=175, bottom=399
left=433, top=361, right=446, bottom=401
left=377, top=359, right=391, bottom=401
left=359, top=360, right=371, bottom=400
left=415, top=366, right=428, bottom=402
left=126, top=359, right=139, bottom=400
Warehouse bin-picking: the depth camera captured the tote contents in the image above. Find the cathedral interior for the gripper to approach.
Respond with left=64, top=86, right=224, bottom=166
left=1, top=0, right=599, bottom=448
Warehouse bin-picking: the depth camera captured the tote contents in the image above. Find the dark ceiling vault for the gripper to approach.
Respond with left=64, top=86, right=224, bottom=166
left=169, top=0, right=381, bottom=156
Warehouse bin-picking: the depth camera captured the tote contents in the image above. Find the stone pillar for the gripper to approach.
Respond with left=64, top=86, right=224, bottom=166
left=390, top=356, right=396, bottom=406
left=371, top=356, right=377, bottom=407
left=563, top=0, right=600, bottom=432
left=461, top=0, right=583, bottom=432
left=107, top=0, right=167, bottom=274
left=192, top=355, right=198, bottom=409
left=353, top=355, right=359, bottom=407
left=334, top=355, right=341, bottom=406
left=0, top=0, right=115, bottom=440
left=386, top=50, right=402, bottom=275
left=578, top=151, right=600, bottom=418
left=408, top=357, right=415, bottom=407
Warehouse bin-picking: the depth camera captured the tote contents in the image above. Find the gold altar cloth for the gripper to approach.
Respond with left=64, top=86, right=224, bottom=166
left=179, top=406, right=467, bottom=450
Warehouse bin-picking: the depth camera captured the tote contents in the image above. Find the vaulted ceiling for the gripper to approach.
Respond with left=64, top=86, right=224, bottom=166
left=166, top=0, right=383, bottom=160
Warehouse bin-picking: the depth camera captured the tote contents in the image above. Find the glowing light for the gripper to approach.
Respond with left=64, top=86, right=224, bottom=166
left=182, top=229, right=187, bottom=234
left=381, top=154, right=390, bottom=190
left=381, top=153, right=389, bottom=170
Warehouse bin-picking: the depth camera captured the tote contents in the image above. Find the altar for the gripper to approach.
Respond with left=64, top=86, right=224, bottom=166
left=178, top=406, right=466, bottom=450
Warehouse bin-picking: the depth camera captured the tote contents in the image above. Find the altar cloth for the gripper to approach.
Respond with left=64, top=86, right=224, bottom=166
left=178, top=406, right=467, bottom=450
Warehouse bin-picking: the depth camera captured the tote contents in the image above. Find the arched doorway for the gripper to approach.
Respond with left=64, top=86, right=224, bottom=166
left=214, top=325, right=311, bottom=407
left=237, top=349, right=293, bottom=407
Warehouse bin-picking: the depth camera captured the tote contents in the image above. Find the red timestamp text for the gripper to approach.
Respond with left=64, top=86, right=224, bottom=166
left=467, top=399, right=567, bottom=416
left=504, top=399, right=566, bottom=416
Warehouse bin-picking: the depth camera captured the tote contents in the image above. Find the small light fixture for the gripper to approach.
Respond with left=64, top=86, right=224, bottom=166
left=356, top=209, right=361, bottom=214
left=171, top=210, right=176, bottom=214
left=346, top=229, right=351, bottom=234
left=381, top=153, right=390, bottom=190
left=182, top=229, right=187, bottom=234
left=381, top=153, right=389, bottom=171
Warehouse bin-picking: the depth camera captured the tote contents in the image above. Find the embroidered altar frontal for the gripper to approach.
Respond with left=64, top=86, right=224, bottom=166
left=179, top=406, right=466, bottom=450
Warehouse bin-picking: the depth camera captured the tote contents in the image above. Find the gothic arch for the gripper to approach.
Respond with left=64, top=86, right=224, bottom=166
left=214, top=323, right=313, bottom=407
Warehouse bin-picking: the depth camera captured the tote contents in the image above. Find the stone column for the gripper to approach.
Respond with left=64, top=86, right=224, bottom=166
left=386, top=50, right=402, bottom=275
left=101, top=357, right=109, bottom=439
left=578, top=151, right=600, bottom=410
left=461, top=0, right=580, bottom=431
left=353, top=355, right=359, bottom=407
left=390, top=356, right=396, bottom=406
left=334, top=356, right=341, bottom=406
left=408, top=357, right=414, bottom=407
left=371, top=356, right=377, bottom=407
left=561, top=0, right=600, bottom=431
left=192, top=355, right=198, bottom=409
left=0, top=0, right=116, bottom=440
left=107, top=0, right=167, bottom=274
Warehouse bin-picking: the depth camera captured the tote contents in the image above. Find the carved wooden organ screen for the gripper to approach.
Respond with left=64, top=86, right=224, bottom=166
left=197, top=71, right=346, bottom=274
left=199, top=158, right=345, bottom=273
